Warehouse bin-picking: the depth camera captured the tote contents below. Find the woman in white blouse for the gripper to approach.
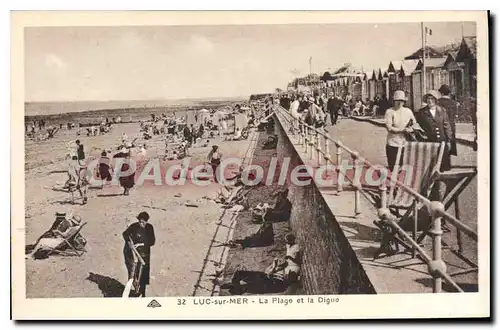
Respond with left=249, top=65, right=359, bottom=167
left=384, top=90, right=418, bottom=171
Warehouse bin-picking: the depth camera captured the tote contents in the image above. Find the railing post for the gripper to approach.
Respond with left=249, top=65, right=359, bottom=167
left=380, top=182, right=387, bottom=209
left=455, top=197, right=463, bottom=254
left=324, top=138, right=330, bottom=166
left=428, top=201, right=446, bottom=293
left=308, top=129, right=314, bottom=160
left=316, top=132, right=322, bottom=167
left=336, top=143, right=343, bottom=194
left=304, top=124, right=309, bottom=153
left=352, top=153, right=361, bottom=216
left=298, top=120, right=303, bottom=145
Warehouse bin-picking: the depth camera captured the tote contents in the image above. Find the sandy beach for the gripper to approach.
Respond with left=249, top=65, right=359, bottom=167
left=25, top=120, right=254, bottom=298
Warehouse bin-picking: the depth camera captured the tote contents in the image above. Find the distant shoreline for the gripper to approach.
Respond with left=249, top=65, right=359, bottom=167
left=24, top=97, right=247, bottom=118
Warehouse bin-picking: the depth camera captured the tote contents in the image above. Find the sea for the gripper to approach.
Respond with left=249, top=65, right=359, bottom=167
left=24, top=98, right=246, bottom=125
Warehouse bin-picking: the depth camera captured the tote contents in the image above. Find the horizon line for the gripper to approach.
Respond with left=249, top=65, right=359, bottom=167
left=24, top=95, right=252, bottom=104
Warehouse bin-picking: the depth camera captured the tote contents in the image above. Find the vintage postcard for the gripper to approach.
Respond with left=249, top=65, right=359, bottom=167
left=11, top=11, right=490, bottom=320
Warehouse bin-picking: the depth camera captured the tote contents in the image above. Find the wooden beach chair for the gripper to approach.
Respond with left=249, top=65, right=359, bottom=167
left=373, top=141, right=445, bottom=260
left=418, top=165, right=478, bottom=261
left=47, top=222, right=88, bottom=257
left=128, top=238, right=146, bottom=296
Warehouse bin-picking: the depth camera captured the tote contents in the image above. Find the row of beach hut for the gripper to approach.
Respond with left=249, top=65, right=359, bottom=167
left=289, top=36, right=477, bottom=111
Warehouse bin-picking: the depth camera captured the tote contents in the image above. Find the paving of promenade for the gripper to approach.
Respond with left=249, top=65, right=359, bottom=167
left=326, top=118, right=478, bottom=292
left=273, top=110, right=479, bottom=293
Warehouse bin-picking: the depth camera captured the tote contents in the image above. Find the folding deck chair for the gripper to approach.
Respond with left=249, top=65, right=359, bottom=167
left=47, top=222, right=88, bottom=257
left=418, top=165, right=478, bottom=265
left=373, top=141, right=445, bottom=260
left=127, top=238, right=146, bottom=296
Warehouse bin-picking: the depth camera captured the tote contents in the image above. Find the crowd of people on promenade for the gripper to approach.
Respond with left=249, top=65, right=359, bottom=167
left=277, top=91, right=394, bottom=128
left=276, top=83, right=475, bottom=175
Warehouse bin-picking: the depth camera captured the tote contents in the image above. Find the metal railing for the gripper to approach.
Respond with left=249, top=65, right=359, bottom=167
left=273, top=105, right=478, bottom=293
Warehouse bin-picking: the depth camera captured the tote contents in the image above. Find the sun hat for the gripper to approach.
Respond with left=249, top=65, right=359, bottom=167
left=393, top=90, right=406, bottom=102
left=70, top=215, right=82, bottom=225
left=423, top=90, right=441, bottom=102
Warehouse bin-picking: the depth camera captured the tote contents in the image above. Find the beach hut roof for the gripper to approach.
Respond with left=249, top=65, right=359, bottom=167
left=457, top=36, right=477, bottom=60
left=388, top=60, right=403, bottom=73
left=398, top=59, right=421, bottom=76
left=415, top=57, right=447, bottom=70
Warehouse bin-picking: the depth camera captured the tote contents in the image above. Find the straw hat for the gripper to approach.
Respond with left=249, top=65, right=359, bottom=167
left=423, top=90, right=441, bottom=102
left=70, top=215, right=82, bottom=225
left=393, top=90, right=406, bottom=102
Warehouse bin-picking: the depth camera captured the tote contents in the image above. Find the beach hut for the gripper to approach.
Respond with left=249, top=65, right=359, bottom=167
left=455, top=36, right=477, bottom=99
left=361, top=72, right=370, bottom=102
left=411, top=57, right=447, bottom=109
left=375, top=69, right=386, bottom=99
left=388, top=59, right=420, bottom=107
left=368, top=69, right=377, bottom=101
left=352, top=75, right=363, bottom=101
left=398, top=59, right=420, bottom=109
left=443, top=51, right=466, bottom=98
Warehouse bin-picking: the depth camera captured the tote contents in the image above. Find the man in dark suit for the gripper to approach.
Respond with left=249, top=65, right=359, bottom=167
left=437, top=84, right=458, bottom=156
left=415, top=90, right=454, bottom=172
left=327, top=94, right=342, bottom=125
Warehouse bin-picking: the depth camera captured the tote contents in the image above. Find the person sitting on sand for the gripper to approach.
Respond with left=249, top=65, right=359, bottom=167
left=220, top=233, right=301, bottom=295
left=264, top=188, right=292, bottom=223
left=267, top=233, right=301, bottom=281
left=262, top=134, right=278, bottom=149
left=26, top=214, right=85, bottom=259
left=233, top=127, right=242, bottom=140
left=228, top=217, right=274, bottom=249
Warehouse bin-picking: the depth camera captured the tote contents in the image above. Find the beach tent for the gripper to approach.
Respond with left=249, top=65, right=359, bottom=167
left=186, top=110, right=197, bottom=126
left=234, top=113, right=248, bottom=132
left=198, top=109, right=211, bottom=125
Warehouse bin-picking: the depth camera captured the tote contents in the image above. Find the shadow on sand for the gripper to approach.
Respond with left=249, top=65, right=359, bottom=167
left=96, top=193, right=124, bottom=198
left=86, top=272, right=125, bottom=297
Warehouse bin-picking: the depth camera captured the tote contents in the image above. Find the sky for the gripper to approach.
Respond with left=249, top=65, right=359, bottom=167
left=25, top=21, right=476, bottom=102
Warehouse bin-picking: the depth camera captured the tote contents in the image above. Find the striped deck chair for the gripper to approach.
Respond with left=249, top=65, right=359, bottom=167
left=48, top=222, right=88, bottom=257
left=374, top=141, right=445, bottom=260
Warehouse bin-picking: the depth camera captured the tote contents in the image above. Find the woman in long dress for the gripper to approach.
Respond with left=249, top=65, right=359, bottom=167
left=123, top=211, right=155, bottom=297
left=114, top=148, right=135, bottom=196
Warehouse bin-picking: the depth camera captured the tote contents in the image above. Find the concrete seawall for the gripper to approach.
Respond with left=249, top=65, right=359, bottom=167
left=273, top=118, right=376, bottom=295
